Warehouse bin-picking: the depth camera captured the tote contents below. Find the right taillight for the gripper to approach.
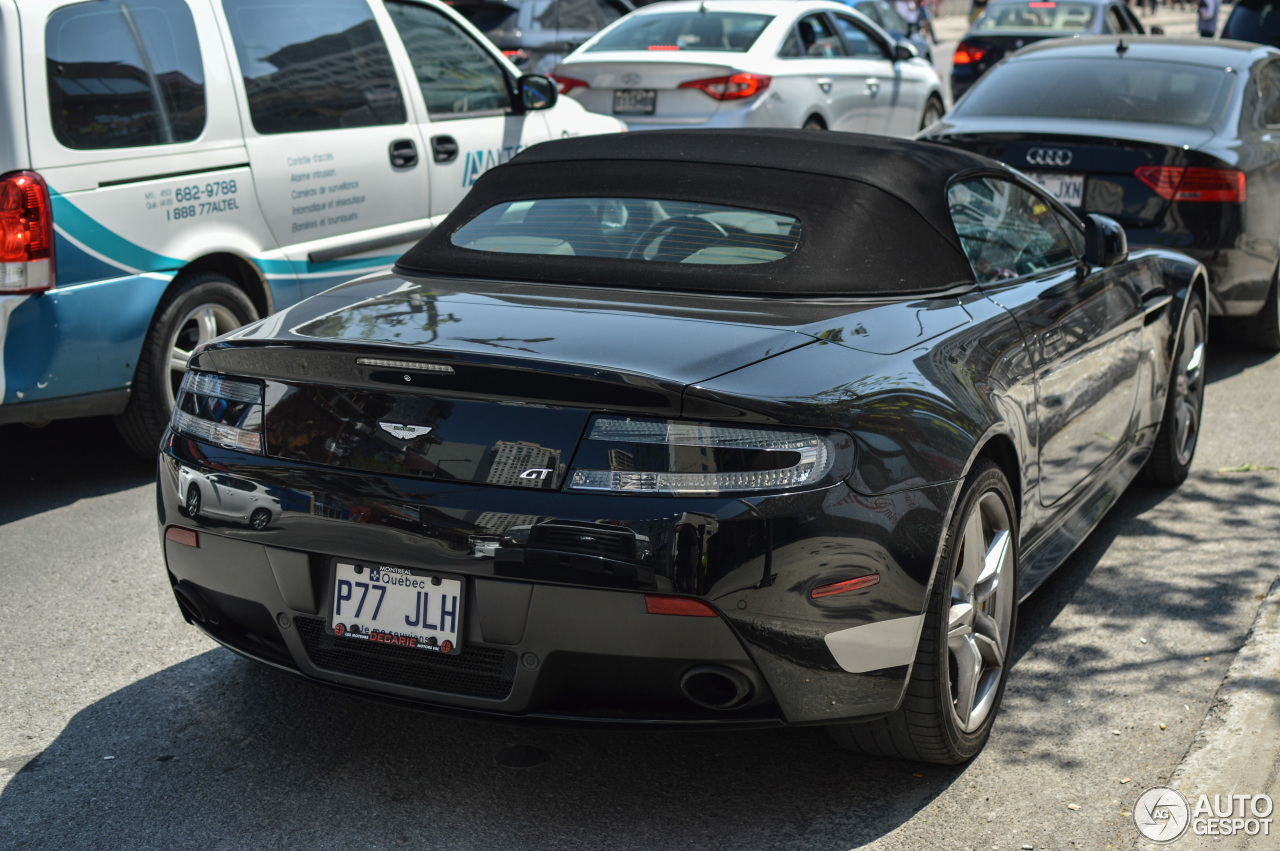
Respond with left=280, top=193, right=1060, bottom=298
left=171, top=371, right=266, bottom=453
left=0, top=170, right=55, bottom=294
left=952, top=42, right=985, bottom=65
left=1135, top=166, right=1246, bottom=203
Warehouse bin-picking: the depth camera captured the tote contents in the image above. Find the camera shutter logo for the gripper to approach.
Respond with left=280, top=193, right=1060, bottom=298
left=1135, top=786, right=1191, bottom=843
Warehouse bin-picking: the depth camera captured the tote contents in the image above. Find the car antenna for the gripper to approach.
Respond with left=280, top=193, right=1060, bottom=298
left=1116, top=38, right=1128, bottom=56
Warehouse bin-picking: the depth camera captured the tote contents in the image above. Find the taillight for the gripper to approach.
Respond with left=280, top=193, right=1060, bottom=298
left=502, top=49, right=528, bottom=62
left=0, top=170, right=55, bottom=294
left=566, top=415, right=842, bottom=495
left=645, top=595, right=718, bottom=617
left=1134, top=166, right=1246, bottom=203
left=552, top=74, right=589, bottom=95
left=678, top=72, right=771, bottom=101
left=952, top=42, right=985, bottom=65
left=171, top=371, right=266, bottom=453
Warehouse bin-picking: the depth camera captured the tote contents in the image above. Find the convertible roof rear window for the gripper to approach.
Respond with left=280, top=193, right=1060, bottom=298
left=953, top=57, right=1235, bottom=127
left=587, top=12, right=774, bottom=52
left=451, top=198, right=802, bottom=265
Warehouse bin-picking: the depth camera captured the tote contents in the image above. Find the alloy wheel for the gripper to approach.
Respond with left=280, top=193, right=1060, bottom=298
left=166, top=303, right=240, bottom=408
left=947, top=491, right=1015, bottom=734
left=1171, top=311, right=1206, bottom=467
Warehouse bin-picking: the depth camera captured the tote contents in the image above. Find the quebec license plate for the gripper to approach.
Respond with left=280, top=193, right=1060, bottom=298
left=1026, top=171, right=1085, bottom=208
left=613, top=88, right=657, bottom=115
left=329, top=561, right=463, bottom=655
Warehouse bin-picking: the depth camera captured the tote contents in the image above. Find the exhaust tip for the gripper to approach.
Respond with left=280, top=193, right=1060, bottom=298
left=680, top=665, right=753, bottom=710
left=173, top=580, right=219, bottom=626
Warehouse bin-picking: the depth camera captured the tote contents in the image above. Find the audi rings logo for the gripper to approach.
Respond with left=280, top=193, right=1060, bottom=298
left=1026, top=147, right=1074, bottom=167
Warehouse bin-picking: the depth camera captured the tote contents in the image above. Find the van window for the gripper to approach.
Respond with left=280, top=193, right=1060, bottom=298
left=46, top=0, right=206, bottom=150
left=222, top=0, right=407, bottom=134
left=385, top=1, right=512, bottom=117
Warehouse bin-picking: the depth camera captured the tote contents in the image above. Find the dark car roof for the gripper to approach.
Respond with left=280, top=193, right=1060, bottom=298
left=1009, top=34, right=1279, bottom=64
left=398, top=130, right=1006, bottom=296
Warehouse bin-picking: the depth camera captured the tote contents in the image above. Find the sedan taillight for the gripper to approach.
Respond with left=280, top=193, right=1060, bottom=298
left=552, top=74, right=590, bottom=95
left=678, top=72, right=771, bottom=101
left=1135, top=166, right=1247, bottom=203
left=952, top=42, right=985, bottom=65
left=0, top=170, right=55, bottom=295
left=171, top=371, right=267, bottom=454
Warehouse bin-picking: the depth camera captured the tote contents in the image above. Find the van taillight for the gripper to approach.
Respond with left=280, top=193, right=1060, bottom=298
left=0, top=171, right=55, bottom=294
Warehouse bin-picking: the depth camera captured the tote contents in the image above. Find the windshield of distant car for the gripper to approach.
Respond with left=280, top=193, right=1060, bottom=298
left=586, top=11, right=774, bottom=51
left=974, top=1, right=1097, bottom=31
left=953, top=58, right=1236, bottom=126
left=452, top=197, right=801, bottom=264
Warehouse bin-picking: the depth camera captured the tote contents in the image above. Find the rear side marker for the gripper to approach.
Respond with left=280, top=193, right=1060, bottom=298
left=166, top=527, right=199, bottom=548
left=645, top=595, right=718, bottom=617
left=811, top=574, right=880, bottom=599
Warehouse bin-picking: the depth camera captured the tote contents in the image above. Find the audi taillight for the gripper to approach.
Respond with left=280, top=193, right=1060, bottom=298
left=952, top=42, right=985, bottom=65
left=552, top=74, right=589, bottom=95
left=1135, top=166, right=1246, bottom=203
left=678, top=72, right=770, bottom=101
left=0, top=170, right=55, bottom=294
left=171, top=371, right=266, bottom=453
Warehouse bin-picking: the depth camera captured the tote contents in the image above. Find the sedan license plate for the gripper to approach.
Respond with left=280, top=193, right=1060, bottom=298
left=1027, top=171, right=1085, bottom=208
left=329, top=562, right=462, bottom=654
left=613, top=89, right=657, bottom=115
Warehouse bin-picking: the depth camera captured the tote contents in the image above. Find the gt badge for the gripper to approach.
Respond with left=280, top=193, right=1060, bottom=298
left=379, top=422, right=433, bottom=439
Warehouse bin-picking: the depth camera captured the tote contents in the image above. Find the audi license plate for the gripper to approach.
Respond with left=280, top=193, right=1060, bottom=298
left=329, top=562, right=463, bottom=654
left=1027, top=171, right=1085, bottom=208
left=613, top=89, right=657, bottom=115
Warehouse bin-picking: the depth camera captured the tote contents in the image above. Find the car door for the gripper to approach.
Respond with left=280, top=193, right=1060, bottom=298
left=776, top=12, right=871, bottom=132
left=948, top=175, right=1144, bottom=506
left=831, top=12, right=922, bottom=137
left=218, top=0, right=433, bottom=300
left=382, top=0, right=555, bottom=217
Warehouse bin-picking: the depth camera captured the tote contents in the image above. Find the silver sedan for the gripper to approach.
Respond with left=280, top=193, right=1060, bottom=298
left=553, top=0, right=945, bottom=136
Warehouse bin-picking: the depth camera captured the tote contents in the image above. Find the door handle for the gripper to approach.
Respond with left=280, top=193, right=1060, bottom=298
left=816, top=77, right=833, bottom=94
left=865, top=78, right=880, bottom=95
left=431, top=135, right=459, bottom=164
left=389, top=138, right=418, bottom=168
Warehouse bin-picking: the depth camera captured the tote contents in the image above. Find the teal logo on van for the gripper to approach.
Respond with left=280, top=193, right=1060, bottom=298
left=462, top=146, right=525, bottom=187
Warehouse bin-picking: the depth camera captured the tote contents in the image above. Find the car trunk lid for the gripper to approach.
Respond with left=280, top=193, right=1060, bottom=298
left=558, top=56, right=744, bottom=123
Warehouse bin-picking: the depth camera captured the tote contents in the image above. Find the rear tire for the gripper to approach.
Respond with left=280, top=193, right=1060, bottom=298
left=828, top=459, right=1018, bottom=764
left=1233, top=269, right=1280, bottom=352
left=1143, top=293, right=1206, bottom=486
left=919, top=95, right=945, bottom=131
left=115, top=272, right=258, bottom=458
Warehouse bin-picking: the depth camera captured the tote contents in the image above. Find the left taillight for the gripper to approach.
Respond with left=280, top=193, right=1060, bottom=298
left=552, top=74, right=590, bottom=95
left=565, top=415, right=844, bottom=496
left=678, top=72, right=770, bottom=101
left=0, top=170, right=55, bottom=295
left=171, top=371, right=266, bottom=454
left=1134, top=166, right=1247, bottom=203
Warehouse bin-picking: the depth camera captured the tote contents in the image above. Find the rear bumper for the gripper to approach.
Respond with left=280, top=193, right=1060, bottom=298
left=158, top=432, right=957, bottom=726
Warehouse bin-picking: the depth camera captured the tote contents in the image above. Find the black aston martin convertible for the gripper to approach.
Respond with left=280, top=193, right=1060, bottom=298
left=156, top=130, right=1207, bottom=764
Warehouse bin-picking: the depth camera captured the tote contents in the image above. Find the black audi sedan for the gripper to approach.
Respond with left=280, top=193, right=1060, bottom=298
left=950, top=0, right=1155, bottom=100
left=927, top=37, right=1280, bottom=349
left=157, top=130, right=1207, bottom=764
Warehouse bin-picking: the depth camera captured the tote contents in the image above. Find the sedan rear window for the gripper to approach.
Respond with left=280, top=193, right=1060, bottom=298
left=452, top=198, right=800, bottom=265
left=587, top=12, right=773, bottom=52
left=953, top=58, right=1235, bottom=127
left=975, top=1, right=1097, bottom=31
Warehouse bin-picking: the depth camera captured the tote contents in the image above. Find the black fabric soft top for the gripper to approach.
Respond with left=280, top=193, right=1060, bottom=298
left=397, top=130, right=1001, bottom=296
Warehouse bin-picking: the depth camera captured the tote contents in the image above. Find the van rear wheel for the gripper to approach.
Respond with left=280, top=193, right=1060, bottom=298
left=115, top=272, right=258, bottom=458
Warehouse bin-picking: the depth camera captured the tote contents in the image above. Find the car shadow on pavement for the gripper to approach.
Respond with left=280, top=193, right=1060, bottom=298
left=0, top=647, right=965, bottom=851
left=0, top=417, right=152, bottom=526
left=1204, top=337, right=1275, bottom=385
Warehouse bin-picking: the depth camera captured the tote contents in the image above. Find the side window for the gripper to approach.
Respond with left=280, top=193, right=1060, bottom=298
left=947, top=177, right=1077, bottom=283
left=1258, top=63, right=1280, bottom=127
left=780, top=26, right=802, bottom=57
left=222, top=0, right=406, bottom=135
left=46, top=0, right=206, bottom=150
left=384, top=1, right=512, bottom=117
left=834, top=15, right=891, bottom=59
left=529, top=0, right=625, bottom=31
left=855, top=2, right=886, bottom=27
left=1055, top=212, right=1086, bottom=258
left=796, top=13, right=847, bottom=56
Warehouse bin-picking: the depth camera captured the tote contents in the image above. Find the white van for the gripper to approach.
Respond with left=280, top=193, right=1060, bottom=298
left=0, top=0, right=622, bottom=455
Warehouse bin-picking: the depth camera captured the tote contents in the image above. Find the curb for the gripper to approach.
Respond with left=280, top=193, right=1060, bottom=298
left=1134, top=575, right=1280, bottom=849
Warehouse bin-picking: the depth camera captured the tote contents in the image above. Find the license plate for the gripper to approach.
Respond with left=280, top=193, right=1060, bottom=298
left=1026, top=171, right=1085, bottom=208
left=613, top=89, right=656, bottom=115
left=329, top=562, right=463, bottom=654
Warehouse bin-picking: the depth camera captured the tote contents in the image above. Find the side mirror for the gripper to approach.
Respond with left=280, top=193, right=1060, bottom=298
left=519, top=74, right=558, bottom=111
left=1084, top=213, right=1128, bottom=267
left=894, top=40, right=919, bottom=61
